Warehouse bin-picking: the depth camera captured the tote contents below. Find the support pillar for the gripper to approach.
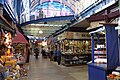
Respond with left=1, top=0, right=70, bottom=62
left=91, top=33, right=94, bottom=63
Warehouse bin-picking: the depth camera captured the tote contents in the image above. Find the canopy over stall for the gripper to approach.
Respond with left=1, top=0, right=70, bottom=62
left=12, top=31, right=28, bottom=63
left=12, top=31, right=28, bottom=44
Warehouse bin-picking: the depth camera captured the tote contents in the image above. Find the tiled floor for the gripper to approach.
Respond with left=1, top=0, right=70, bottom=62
left=28, top=54, right=88, bottom=80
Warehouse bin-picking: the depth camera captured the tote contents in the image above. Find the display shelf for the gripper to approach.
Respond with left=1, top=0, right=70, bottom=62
left=94, top=47, right=106, bottom=59
left=61, top=52, right=91, bottom=66
left=59, top=39, right=91, bottom=54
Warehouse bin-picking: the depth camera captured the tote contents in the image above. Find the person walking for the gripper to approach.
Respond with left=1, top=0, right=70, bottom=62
left=53, top=48, right=57, bottom=62
left=49, top=50, right=54, bottom=61
left=34, top=46, right=39, bottom=59
left=41, top=48, right=46, bottom=58
left=57, top=46, right=61, bottom=65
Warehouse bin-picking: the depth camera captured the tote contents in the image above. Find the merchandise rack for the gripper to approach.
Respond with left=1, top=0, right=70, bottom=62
left=61, top=52, right=91, bottom=66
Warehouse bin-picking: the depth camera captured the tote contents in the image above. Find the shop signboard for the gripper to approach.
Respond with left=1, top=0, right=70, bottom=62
left=73, top=32, right=91, bottom=39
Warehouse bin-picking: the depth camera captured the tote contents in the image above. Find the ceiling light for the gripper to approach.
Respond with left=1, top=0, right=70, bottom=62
left=30, top=24, right=62, bottom=27
left=39, top=30, right=43, bottom=34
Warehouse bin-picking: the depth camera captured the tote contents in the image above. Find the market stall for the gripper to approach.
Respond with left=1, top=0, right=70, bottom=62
left=0, top=30, right=22, bottom=80
left=12, top=31, right=28, bottom=63
left=88, top=24, right=120, bottom=80
left=0, top=14, right=21, bottom=79
left=12, top=31, right=29, bottom=79
left=59, top=39, right=91, bottom=66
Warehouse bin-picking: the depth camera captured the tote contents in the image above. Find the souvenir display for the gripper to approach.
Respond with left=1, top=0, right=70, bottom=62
left=0, top=31, right=29, bottom=79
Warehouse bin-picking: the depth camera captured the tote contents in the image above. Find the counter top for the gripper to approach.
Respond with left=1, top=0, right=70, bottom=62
left=88, top=63, right=107, bottom=70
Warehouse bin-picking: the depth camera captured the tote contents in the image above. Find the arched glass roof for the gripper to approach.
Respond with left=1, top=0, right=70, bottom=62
left=30, top=1, right=75, bottom=20
left=20, top=0, right=100, bottom=38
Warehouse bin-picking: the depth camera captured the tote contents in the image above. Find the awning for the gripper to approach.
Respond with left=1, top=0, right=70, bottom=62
left=12, top=31, right=28, bottom=44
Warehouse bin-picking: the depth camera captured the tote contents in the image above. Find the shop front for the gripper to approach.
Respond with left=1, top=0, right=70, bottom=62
left=12, top=31, right=28, bottom=64
left=88, top=24, right=120, bottom=80
left=0, top=15, right=19, bottom=79
left=57, top=31, right=92, bottom=66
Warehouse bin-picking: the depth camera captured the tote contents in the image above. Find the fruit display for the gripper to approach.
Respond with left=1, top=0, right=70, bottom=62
left=107, top=72, right=120, bottom=80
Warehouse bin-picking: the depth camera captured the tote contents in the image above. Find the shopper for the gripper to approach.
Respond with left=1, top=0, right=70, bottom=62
left=49, top=50, right=54, bottom=61
left=34, top=46, right=39, bottom=59
left=57, top=46, right=61, bottom=65
left=53, top=48, right=57, bottom=62
left=41, top=48, right=47, bottom=58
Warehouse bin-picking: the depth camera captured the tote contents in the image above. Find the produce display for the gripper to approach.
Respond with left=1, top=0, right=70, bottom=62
left=107, top=70, right=120, bottom=80
left=107, top=73, right=120, bottom=80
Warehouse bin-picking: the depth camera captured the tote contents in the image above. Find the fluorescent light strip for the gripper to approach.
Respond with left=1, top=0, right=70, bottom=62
left=30, top=24, right=62, bottom=27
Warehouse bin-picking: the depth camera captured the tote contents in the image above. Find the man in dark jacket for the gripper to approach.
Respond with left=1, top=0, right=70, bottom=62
left=53, top=48, right=57, bottom=62
left=57, top=46, right=61, bottom=65
left=34, top=46, right=39, bottom=59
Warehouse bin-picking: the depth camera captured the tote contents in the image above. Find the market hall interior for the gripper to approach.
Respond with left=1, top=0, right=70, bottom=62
left=0, top=0, right=119, bottom=80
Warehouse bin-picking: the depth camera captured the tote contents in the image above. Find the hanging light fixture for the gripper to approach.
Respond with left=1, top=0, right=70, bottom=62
left=39, top=30, right=43, bottom=34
